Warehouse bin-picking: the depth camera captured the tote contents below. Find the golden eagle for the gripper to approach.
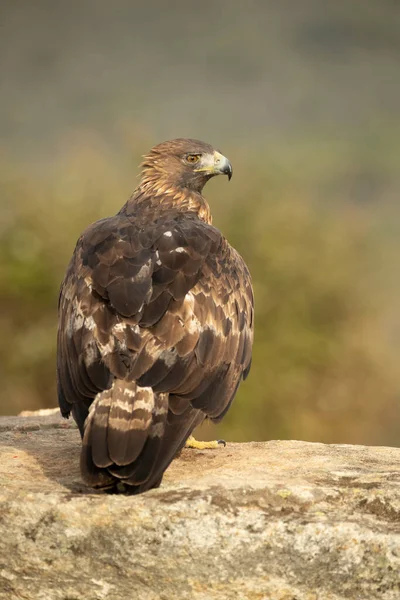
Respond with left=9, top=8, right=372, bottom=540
left=57, top=139, right=254, bottom=494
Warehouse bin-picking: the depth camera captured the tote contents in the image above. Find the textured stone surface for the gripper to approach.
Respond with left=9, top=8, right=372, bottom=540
left=1, top=411, right=400, bottom=600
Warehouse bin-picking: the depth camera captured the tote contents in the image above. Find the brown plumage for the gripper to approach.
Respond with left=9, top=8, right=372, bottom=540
left=57, top=138, right=254, bottom=494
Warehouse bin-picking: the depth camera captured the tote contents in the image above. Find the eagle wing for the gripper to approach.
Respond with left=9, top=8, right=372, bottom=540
left=58, top=210, right=253, bottom=490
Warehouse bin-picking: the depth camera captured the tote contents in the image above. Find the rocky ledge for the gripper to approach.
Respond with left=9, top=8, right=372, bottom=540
left=0, top=410, right=400, bottom=600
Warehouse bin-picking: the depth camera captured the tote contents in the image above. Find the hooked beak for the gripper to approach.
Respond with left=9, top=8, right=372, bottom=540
left=194, top=151, right=233, bottom=180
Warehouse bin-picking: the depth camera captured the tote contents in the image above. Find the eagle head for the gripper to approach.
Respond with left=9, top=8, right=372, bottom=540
left=140, top=138, right=233, bottom=193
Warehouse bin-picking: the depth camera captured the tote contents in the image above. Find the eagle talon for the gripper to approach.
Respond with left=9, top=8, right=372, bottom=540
left=185, top=435, right=226, bottom=450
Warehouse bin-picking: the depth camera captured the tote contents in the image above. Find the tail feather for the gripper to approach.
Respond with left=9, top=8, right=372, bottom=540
left=80, top=418, right=115, bottom=489
left=81, top=380, right=171, bottom=490
left=90, top=391, right=113, bottom=468
left=107, top=383, right=155, bottom=465
left=109, top=392, right=169, bottom=485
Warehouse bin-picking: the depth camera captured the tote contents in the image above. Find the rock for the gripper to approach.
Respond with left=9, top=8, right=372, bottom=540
left=0, top=412, right=400, bottom=600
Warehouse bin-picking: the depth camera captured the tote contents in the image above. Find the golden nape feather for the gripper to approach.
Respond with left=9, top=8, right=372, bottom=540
left=57, top=138, right=254, bottom=494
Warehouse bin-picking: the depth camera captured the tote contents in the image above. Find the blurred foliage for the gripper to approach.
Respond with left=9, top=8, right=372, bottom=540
left=1, top=0, right=400, bottom=445
left=1, top=128, right=400, bottom=447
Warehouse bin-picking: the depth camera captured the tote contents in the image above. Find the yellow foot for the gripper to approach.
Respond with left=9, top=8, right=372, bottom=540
left=185, top=436, right=226, bottom=450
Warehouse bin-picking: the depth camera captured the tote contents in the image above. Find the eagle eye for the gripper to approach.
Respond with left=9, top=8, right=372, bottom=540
left=185, top=154, right=201, bottom=164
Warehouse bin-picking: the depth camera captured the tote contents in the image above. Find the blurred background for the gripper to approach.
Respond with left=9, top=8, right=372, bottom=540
left=1, top=0, right=400, bottom=446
